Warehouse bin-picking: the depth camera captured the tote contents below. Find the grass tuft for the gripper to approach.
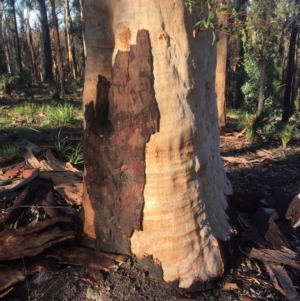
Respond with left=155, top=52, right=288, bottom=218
left=0, top=141, right=20, bottom=157
left=47, top=103, right=80, bottom=126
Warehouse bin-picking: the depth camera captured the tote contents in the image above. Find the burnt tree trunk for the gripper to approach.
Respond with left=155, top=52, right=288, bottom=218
left=83, top=30, right=158, bottom=253
left=82, top=0, right=235, bottom=291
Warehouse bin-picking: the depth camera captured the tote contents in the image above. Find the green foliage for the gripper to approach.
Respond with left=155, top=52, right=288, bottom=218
left=241, top=53, right=260, bottom=110
left=46, top=103, right=79, bottom=126
left=184, top=0, right=227, bottom=44
left=239, top=111, right=270, bottom=142
left=0, top=141, right=20, bottom=158
left=0, top=73, right=19, bottom=89
left=277, top=121, right=300, bottom=148
left=54, top=131, right=83, bottom=165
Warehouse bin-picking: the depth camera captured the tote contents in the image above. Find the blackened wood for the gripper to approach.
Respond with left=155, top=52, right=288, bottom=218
left=83, top=29, right=159, bottom=254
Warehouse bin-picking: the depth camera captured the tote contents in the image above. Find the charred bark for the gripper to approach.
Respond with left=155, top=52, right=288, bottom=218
left=83, top=30, right=159, bottom=254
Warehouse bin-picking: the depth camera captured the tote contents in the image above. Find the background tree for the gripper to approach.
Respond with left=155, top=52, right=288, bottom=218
left=282, top=0, right=300, bottom=121
left=215, top=0, right=230, bottom=127
left=36, top=0, right=53, bottom=83
left=82, top=0, right=235, bottom=290
left=65, top=0, right=77, bottom=79
left=24, top=2, right=37, bottom=76
left=11, top=0, right=22, bottom=74
left=49, top=0, right=66, bottom=93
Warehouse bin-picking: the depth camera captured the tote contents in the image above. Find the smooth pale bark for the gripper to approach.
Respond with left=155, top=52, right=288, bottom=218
left=25, top=5, right=37, bottom=76
left=215, top=0, right=229, bottom=128
left=83, top=0, right=234, bottom=290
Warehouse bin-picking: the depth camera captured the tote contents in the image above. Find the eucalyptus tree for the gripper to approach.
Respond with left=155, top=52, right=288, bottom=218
left=82, top=0, right=236, bottom=290
left=49, top=0, right=66, bottom=93
left=282, top=0, right=300, bottom=121
left=36, top=0, right=53, bottom=82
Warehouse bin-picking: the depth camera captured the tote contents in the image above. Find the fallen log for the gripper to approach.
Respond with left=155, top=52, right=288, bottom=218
left=0, top=217, right=77, bottom=260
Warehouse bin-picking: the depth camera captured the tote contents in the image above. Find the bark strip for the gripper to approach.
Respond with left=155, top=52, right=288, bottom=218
left=83, top=30, right=159, bottom=254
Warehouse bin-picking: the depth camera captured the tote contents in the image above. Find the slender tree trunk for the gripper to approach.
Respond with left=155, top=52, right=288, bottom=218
left=49, top=0, right=66, bottom=93
left=37, top=0, right=53, bottom=83
left=82, top=0, right=235, bottom=291
left=79, top=0, right=85, bottom=82
left=65, top=0, right=77, bottom=79
left=0, top=5, right=9, bottom=72
left=282, top=24, right=298, bottom=122
left=0, top=0, right=14, bottom=73
left=25, top=5, right=37, bottom=76
left=215, top=0, right=229, bottom=127
left=11, top=0, right=22, bottom=74
left=257, top=38, right=267, bottom=115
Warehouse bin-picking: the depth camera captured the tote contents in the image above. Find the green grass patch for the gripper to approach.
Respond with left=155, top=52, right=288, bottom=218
left=45, top=103, right=81, bottom=126
left=54, top=130, right=83, bottom=165
left=0, top=141, right=20, bottom=157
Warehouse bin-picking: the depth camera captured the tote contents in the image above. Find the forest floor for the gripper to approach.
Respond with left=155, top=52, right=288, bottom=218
left=1, top=93, right=300, bottom=301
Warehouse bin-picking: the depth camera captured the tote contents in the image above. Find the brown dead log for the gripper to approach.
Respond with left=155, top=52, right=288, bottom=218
left=0, top=258, right=59, bottom=297
left=0, top=168, right=39, bottom=194
left=264, top=262, right=300, bottom=301
left=0, top=217, right=77, bottom=260
left=41, top=189, right=61, bottom=218
left=242, top=247, right=300, bottom=270
left=45, top=245, right=127, bottom=271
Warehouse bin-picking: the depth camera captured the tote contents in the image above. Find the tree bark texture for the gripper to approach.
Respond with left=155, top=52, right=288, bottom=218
left=215, top=0, right=230, bottom=127
left=11, top=0, right=22, bottom=74
left=37, top=0, right=53, bottom=82
left=25, top=5, right=37, bottom=76
left=282, top=24, right=298, bottom=122
left=0, top=0, right=14, bottom=74
left=257, top=38, right=267, bottom=115
left=49, top=0, right=66, bottom=93
left=82, top=0, right=234, bottom=290
left=65, top=0, right=77, bottom=78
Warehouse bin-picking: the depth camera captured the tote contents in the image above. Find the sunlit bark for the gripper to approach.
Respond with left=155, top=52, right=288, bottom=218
left=82, top=0, right=235, bottom=291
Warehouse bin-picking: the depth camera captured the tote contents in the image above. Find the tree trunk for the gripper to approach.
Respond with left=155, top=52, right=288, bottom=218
left=65, top=0, right=77, bottom=79
left=78, top=0, right=86, bottom=82
left=82, top=0, right=235, bottom=291
left=257, top=38, right=267, bottom=115
left=25, top=5, right=37, bottom=76
left=282, top=23, right=298, bottom=122
left=11, top=0, right=22, bottom=74
left=0, top=4, right=10, bottom=73
left=0, top=0, right=14, bottom=74
left=215, top=0, right=229, bottom=128
left=49, top=0, right=66, bottom=93
left=37, top=0, right=53, bottom=83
